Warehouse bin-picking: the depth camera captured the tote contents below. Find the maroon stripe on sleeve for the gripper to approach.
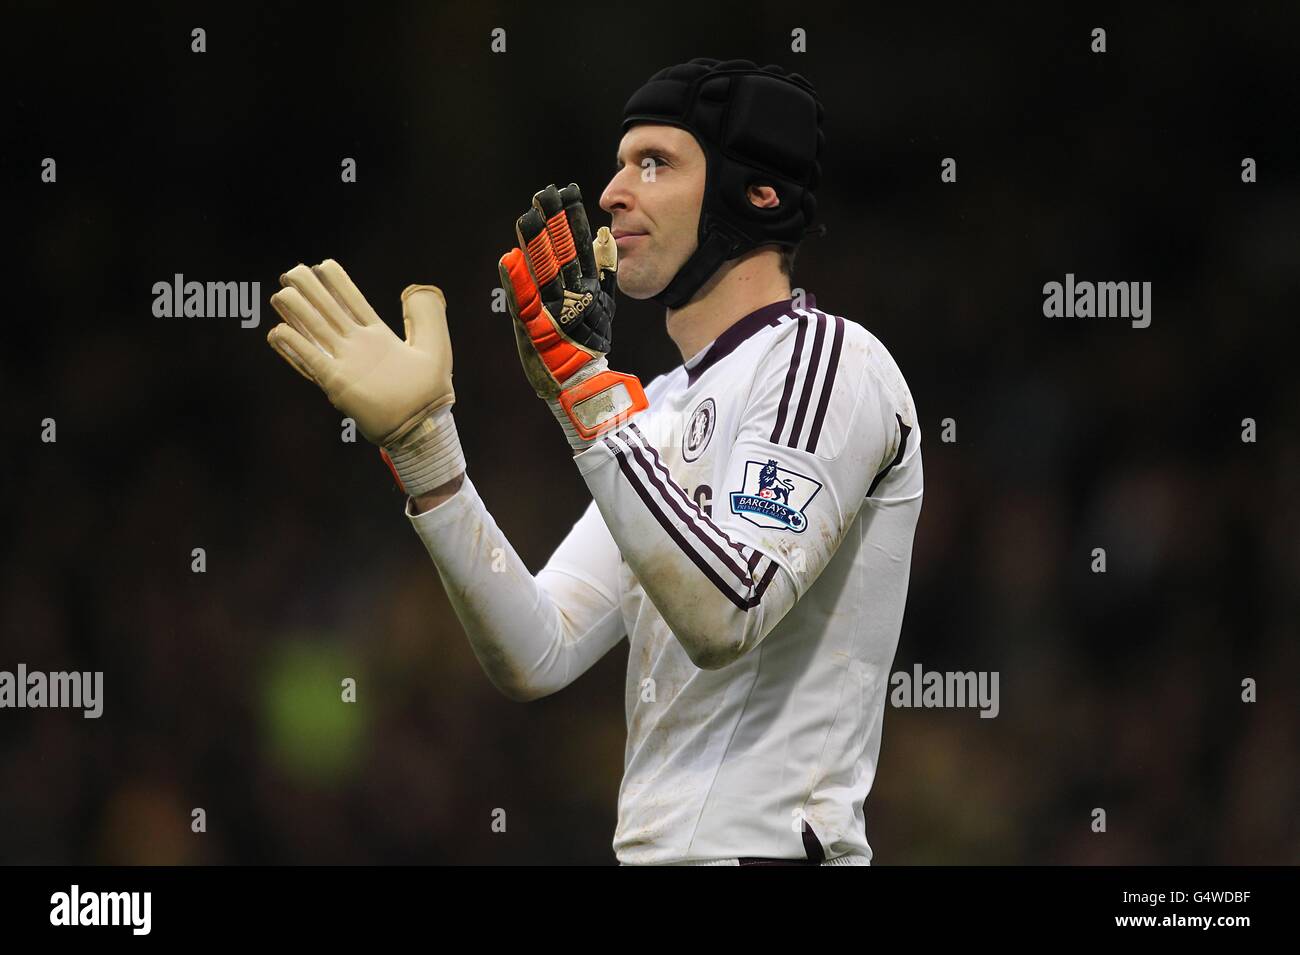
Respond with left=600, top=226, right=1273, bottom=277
left=598, top=428, right=780, bottom=608
left=768, top=316, right=809, bottom=445
left=625, top=422, right=749, bottom=565
left=786, top=313, right=827, bottom=450
left=866, top=414, right=912, bottom=497
left=602, top=433, right=784, bottom=610
left=624, top=430, right=782, bottom=603
left=618, top=424, right=783, bottom=604
left=622, top=439, right=752, bottom=582
left=604, top=437, right=752, bottom=610
left=804, top=313, right=845, bottom=454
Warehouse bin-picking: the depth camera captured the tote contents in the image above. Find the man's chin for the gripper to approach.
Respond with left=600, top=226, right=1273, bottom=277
left=615, top=270, right=668, bottom=301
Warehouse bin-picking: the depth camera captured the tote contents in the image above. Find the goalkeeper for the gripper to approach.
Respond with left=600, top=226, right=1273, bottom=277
left=266, top=59, right=924, bottom=866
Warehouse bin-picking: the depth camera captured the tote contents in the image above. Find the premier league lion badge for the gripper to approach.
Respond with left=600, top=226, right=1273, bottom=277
left=729, top=459, right=823, bottom=532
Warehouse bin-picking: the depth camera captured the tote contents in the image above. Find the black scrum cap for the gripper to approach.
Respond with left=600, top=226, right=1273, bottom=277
left=621, top=57, right=825, bottom=308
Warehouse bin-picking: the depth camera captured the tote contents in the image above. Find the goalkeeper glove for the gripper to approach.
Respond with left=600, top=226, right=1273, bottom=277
left=266, top=259, right=465, bottom=496
left=498, top=183, right=648, bottom=452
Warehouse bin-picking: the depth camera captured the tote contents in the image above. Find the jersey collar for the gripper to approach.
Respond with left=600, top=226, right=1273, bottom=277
left=684, top=293, right=817, bottom=387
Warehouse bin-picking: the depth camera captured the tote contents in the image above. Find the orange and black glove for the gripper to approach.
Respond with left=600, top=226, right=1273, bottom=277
left=498, top=183, right=647, bottom=452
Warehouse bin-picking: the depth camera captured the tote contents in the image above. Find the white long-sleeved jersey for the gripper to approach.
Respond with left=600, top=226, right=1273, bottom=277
left=407, top=293, right=923, bottom=864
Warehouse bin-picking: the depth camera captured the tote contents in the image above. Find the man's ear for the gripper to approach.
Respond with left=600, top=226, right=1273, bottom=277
left=747, top=184, right=780, bottom=209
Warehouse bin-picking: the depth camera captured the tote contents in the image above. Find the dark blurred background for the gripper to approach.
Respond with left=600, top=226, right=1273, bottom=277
left=3, top=2, right=1297, bottom=864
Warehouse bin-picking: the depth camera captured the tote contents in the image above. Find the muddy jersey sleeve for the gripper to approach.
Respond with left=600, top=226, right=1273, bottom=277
left=406, top=478, right=626, bottom=700
left=574, top=315, right=905, bottom=669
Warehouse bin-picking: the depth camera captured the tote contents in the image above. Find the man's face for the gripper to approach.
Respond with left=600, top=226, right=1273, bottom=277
left=599, top=124, right=706, bottom=300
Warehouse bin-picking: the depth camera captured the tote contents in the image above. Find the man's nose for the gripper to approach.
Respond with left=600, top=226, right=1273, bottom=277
left=599, top=170, right=633, bottom=215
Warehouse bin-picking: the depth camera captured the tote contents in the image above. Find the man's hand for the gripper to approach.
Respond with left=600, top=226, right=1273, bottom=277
left=498, top=183, right=647, bottom=451
left=266, top=259, right=465, bottom=497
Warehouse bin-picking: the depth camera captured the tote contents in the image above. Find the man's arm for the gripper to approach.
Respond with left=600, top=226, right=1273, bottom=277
left=574, top=313, right=902, bottom=670
left=406, top=476, right=626, bottom=701
left=412, top=473, right=465, bottom=512
left=262, top=260, right=624, bottom=701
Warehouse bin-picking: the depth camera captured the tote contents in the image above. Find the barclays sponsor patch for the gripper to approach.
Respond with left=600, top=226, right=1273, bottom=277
left=729, top=459, right=822, bottom=532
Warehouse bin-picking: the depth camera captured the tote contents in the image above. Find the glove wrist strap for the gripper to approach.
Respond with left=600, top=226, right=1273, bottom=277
left=549, top=359, right=649, bottom=451
left=381, top=406, right=466, bottom=496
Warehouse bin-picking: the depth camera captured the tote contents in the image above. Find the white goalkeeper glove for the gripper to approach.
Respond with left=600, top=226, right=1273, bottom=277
left=266, top=259, right=465, bottom=496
